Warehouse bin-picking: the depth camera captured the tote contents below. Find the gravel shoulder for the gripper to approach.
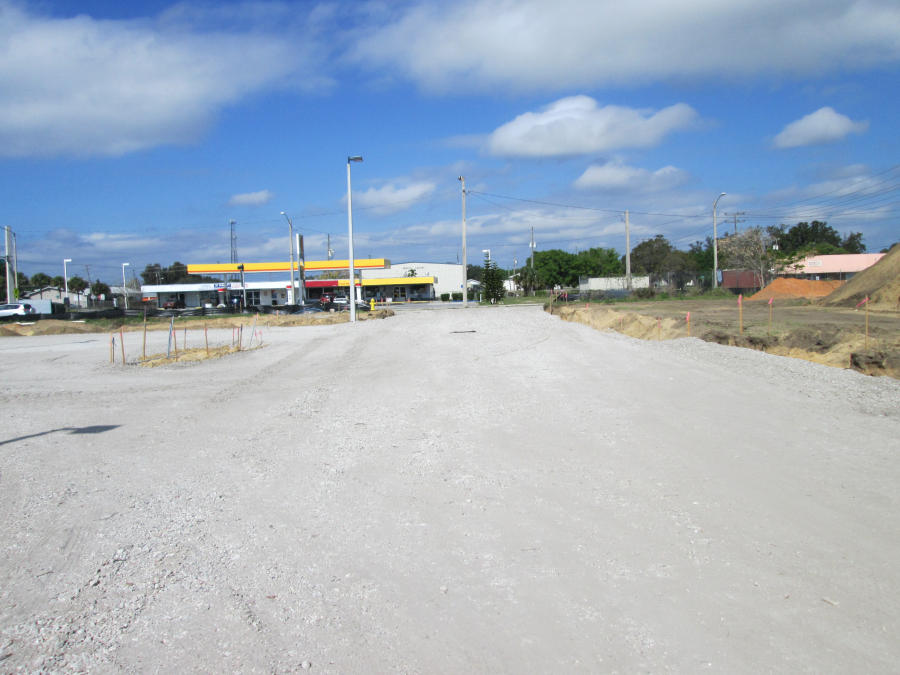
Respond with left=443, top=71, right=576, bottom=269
left=1, top=305, right=898, bottom=672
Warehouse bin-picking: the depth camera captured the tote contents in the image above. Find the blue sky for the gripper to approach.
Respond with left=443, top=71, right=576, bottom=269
left=1, top=0, right=899, bottom=284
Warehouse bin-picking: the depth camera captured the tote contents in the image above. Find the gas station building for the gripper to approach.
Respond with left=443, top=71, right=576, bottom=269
left=140, top=260, right=465, bottom=308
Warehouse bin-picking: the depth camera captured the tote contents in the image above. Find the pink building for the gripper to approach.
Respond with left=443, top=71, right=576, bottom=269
left=783, top=253, right=885, bottom=280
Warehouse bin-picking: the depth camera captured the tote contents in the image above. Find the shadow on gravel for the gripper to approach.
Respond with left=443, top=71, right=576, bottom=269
left=0, top=424, right=120, bottom=447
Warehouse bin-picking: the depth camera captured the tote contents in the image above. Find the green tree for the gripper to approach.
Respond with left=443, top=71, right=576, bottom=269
left=768, top=221, right=841, bottom=256
left=840, top=232, right=866, bottom=253
left=533, top=249, right=575, bottom=288
left=29, top=272, right=52, bottom=290
left=661, top=250, right=697, bottom=292
left=516, top=265, right=538, bottom=295
left=91, top=280, right=112, bottom=297
left=140, top=263, right=163, bottom=285
left=140, top=261, right=215, bottom=285
left=405, top=268, right=417, bottom=277
left=51, top=275, right=64, bottom=291
left=466, top=263, right=483, bottom=283
left=630, top=235, right=673, bottom=283
left=687, top=237, right=715, bottom=286
left=481, top=253, right=505, bottom=303
left=571, top=247, right=623, bottom=280
left=2, top=269, right=28, bottom=298
left=68, top=276, right=88, bottom=295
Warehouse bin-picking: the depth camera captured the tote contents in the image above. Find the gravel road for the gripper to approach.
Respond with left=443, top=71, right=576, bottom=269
left=1, top=305, right=898, bottom=673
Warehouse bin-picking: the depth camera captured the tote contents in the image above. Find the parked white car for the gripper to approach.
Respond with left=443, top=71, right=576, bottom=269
left=0, top=302, right=37, bottom=317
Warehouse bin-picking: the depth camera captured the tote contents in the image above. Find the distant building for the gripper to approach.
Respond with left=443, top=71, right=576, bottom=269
left=21, top=286, right=84, bottom=307
left=782, top=253, right=885, bottom=281
left=579, top=275, right=650, bottom=293
left=721, top=270, right=763, bottom=294
left=140, top=261, right=465, bottom=308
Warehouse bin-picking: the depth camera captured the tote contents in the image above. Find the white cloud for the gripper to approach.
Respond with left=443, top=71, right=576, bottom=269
left=487, top=96, right=698, bottom=157
left=0, top=3, right=329, bottom=158
left=228, top=190, right=274, bottom=207
left=575, top=160, right=689, bottom=192
left=354, top=181, right=436, bottom=214
left=81, top=231, right=162, bottom=252
left=773, top=107, right=869, bottom=148
left=351, top=0, right=900, bottom=92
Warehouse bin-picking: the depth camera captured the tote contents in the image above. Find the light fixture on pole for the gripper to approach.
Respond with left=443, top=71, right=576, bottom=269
left=121, top=262, right=130, bottom=309
left=346, top=155, right=363, bottom=323
left=63, top=258, right=72, bottom=306
left=712, top=192, right=727, bottom=289
left=482, top=249, right=491, bottom=262
left=281, top=211, right=297, bottom=305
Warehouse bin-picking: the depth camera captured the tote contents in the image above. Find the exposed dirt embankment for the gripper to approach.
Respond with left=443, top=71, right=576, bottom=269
left=0, top=309, right=394, bottom=338
left=550, top=303, right=900, bottom=378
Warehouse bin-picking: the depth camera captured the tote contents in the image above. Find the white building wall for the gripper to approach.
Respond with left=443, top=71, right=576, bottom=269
left=579, top=275, right=650, bottom=292
left=363, top=262, right=464, bottom=297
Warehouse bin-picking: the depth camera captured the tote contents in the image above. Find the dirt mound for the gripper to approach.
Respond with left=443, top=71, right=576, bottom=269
left=0, top=319, right=97, bottom=337
left=821, top=244, right=900, bottom=310
left=0, top=309, right=395, bottom=337
left=551, top=304, right=900, bottom=378
left=749, top=277, right=843, bottom=301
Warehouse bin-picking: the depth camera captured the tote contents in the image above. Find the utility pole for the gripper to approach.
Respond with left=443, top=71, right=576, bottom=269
left=458, top=176, right=467, bottom=307
left=625, top=210, right=632, bottom=291
left=237, top=264, right=246, bottom=309
left=297, top=233, right=306, bottom=304
left=530, top=226, right=535, bottom=269
left=713, top=192, right=726, bottom=289
left=513, top=257, right=517, bottom=294
left=11, top=230, right=18, bottom=299
left=3, top=226, right=11, bottom=303
left=229, top=219, right=238, bottom=285
left=724, top=211, right=746, bottom=235
left=281, top=212, right=297, bottom=305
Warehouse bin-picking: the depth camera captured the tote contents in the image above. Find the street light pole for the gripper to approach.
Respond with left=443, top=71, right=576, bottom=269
left=238, top=264, right=247, bottom=310
left=458, top=176, right=467, bottom=307
left=713, top=192, right=727, bottom=289
left=281, top=212, right=297, bottom=305
left=63, top=258, right=72, bottom=306
left=121, top=262, right=130, bottom=309
left=482, top=249, right=491, bottom=262
left=347, top=155, right=363, bottom=323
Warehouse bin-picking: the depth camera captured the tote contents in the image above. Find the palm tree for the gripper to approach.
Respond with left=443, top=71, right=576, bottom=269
left=516, top=266, right=538, bottom=295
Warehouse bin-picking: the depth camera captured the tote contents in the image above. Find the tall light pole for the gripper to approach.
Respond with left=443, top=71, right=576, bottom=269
left=347, top=155, right=363, bottom=323
left=482, top=249, right=491, bottom=262
left=121, top=262, right=130, bottom=309
left=281, top=211, right=297, bottom=305
left=458, top=176, right=467, bottom=307
left=63, top=258, right=72, bottom=305
left=712, top=192, right=727, bottom=289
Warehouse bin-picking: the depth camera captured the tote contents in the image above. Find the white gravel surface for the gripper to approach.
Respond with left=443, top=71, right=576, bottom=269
left=1, top=304, right=898, bottom=673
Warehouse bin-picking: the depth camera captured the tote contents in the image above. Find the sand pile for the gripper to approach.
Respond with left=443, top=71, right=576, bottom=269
left=821, top=244, right=900, bottom=310
left=749, top=277, right=843, bottom=301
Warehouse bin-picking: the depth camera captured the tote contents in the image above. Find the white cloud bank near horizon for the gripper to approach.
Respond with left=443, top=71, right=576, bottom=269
left=353, top=181, right=437, bottom=215
left=352, top=0, right=900, bottom=92
left=773, top=107, right=869, bottom=148
left=575, top=160, right=689, bottom=193
left=487, top=96, right=698, bottom=157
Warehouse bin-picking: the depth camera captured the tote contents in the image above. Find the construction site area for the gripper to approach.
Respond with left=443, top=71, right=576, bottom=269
left=554, top=244, right=900, bottom=378
left=1, top=300, right=898, bottom=672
